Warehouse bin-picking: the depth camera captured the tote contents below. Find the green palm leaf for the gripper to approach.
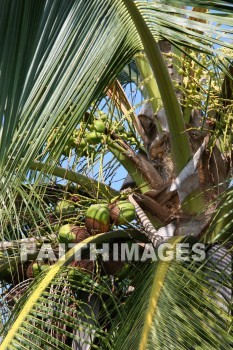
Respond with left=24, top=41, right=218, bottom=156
left=112, top=241, right=232, bottom=350
left=0, top=230, right=148, bottom=349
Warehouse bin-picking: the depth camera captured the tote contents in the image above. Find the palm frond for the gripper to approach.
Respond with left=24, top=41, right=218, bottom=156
left=161, top=0, right=233, bottom=12
left=112, top=241, right=232, bottom=350
left=0, top=229, right=148, bottom=349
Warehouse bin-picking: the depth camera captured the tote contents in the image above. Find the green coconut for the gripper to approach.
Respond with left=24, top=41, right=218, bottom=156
left=58, top=224, right=90, bottom=244
left=109, top=200, right=136, bottom=225
left=32, top=263, right=40, bottom=277
left=55, top=200, right=75, bottom=215
left=99, top=112, right=108, bottom=121
left=58, top=224, right=75, bottom=243
left=77, top=138, right=86, bottom=149
left=87, top=123, right=94, bottom=131
left=32, top=262, right=50, bottom=277
left=86, top=131, right=102, bottom=145
left=85, top=204, right=110, bottom=234
left=93, top=120, right=105, bottom=133
left=116, top=125, right=125, bottom=133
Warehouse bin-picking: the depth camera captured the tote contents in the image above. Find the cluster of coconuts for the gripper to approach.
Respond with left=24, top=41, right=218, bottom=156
left=56, top=200, right=136, bottom=245
left=0, top=260, right=42, bottom=284
left=26, top=261, right=50, bottom=279
left=84, top=200, right=136, bottom=234
left=46, top=112, right=107, bottom=157
left=62, top=113, right=107, bottom=156
left=1, top=201, right=136, bottom=283
left=54, top=200, right=135, bottom=275
left=85, top=118, right=106, bottom=145
left=88, top=202, right=135, bottom=271
left=48, top=110, right=141, bottom=158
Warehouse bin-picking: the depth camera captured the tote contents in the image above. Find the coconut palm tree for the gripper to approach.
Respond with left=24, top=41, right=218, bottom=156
left=0, top=0, right=232, bottom=349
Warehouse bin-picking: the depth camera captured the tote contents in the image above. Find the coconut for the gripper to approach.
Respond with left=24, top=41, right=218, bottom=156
left=93, top=120, right=105, bottom=133
left=26, top=262, right=37, bottom=278
left=99, top=112, right=108, bottom=121
left=86, top=131, right=102, bottom=145
left=76, top=138, right=86, bottom=149
left=85, top=204, right=110, bottom=234
left=26, top=262, right=50, bottom=278
left=55, top=200, right=75, bottom=215
left=58, top=224, right=90, bottom=244
left=109, top=200, right=136, bottom=225
left=116, top=125, right=124, bottom=133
